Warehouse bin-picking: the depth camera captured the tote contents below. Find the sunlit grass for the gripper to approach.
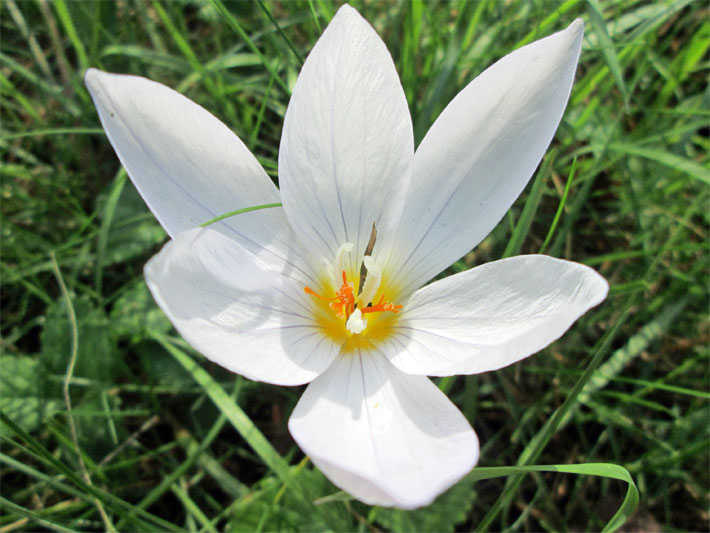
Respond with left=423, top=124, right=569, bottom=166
left=1, top=1, right=708, bottom=531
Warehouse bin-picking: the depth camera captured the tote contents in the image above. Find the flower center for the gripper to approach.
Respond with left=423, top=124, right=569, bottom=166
left=304, top=242, right=402, bottom=336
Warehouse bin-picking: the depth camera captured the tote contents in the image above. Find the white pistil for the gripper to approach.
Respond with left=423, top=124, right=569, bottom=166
left=345, top=308, right=367, bottom=334
left=357, top=256, right=382, bottom=307
left=333, top=242, right=354, bottom=285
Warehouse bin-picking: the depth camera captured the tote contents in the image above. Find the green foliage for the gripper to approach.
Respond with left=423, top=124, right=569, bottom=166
left=373, top=475, right=477, bottom=532
left=0, top=355, right=60, bottom=434
left=110, top=281, right=172, bottom=340
left=1, top=0, right=707, bottom=531
left=42, top=295, right=119, bottom=382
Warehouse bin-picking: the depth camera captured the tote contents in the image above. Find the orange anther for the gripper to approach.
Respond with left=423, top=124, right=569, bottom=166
left=305, top=269, right=400, bottom=322
left=360, top=302, right=402, bottom=315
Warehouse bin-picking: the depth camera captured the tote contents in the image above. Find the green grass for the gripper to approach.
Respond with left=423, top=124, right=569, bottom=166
left=1, top=0, right=708, bottom=531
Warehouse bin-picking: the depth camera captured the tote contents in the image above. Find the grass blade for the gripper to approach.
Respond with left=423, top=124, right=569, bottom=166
left=538, top=157, right=575, bottom=254
left=154, top=336, right=302, bottom=497
left=470, top=463, right=638, bottom=532
left=577, top=296, right=690, bottom=405
left=257, top=0, right=304, bottom=65
left=586, top=0, right=628, bottom=106
left=502, top=151, right=554, bottom=258
left=607, top=142, right=709, bottom=185
left=206, top=0, right=291, bottom=94
left=0, top=413, right=183, bottom=532
left=200, top=203, right=283, bottom=227
left=0, top=496, right=79, bottom=533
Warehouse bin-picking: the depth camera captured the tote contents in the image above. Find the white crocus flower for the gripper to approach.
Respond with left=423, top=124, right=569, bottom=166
left=86, top=5, right=608, bottom=509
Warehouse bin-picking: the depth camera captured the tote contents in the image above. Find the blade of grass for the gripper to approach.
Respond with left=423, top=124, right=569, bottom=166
left=470, top=463, right=638, bottom=533
left=0, top=450, right=88, bottom=504
left=538, top=157, right=575, bottom=254
left=475, top=304, right=631, bottom=532
left=0, top=496, right=79, bottom=533
left=656, top=20, right=710, bottom=105
left=94, top=169, right=127, bottom=298
left=0, top=127, right=105, bottom=141
left=4, top=0, right=55, bottom=82
left=606, top=142, right=709, bottom=185
left=586, top=0, right=628, bottom=107
left=502, top=150, right=554, bottom=258
left=0, top=53, right=80, bottom=116
left=207, top=0, right=291, bottom=94
left=307, top=0, right=322, bottom=32
left=153, top=336, right=301, bottom=494
left=119, top=396, right=236, bottom=524
left=50, top=252, right=115, bottom=532
left=257, top=0, right=304, bottom=65
left=0, top=73, right=42, bottom=122
left=199, top=203, right=282, bottom=227
left=155, top=334, right=350, bottom=531
left=151, top=2, right=217, bottom=95
left=0, top=414, right=182, bottom=532
left=51, top=0, right=89, bottom=71
left=249, top=72, right=276, bottom=150
left=171, top=483, right=215, bottom=533
left=36, top=0, right=72, bottom=89
left=577, top=296, right=690, bottom=405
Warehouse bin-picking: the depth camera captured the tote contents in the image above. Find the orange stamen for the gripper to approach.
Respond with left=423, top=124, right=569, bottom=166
left=333, top=270, right=355, bottom=318
left=361, top=302, right=403, bottom=315
left=305, top=268, right=401, bottom=323
left=306, top=271, right=357, bottom=319
left=304, top=286, right=328, bottom=300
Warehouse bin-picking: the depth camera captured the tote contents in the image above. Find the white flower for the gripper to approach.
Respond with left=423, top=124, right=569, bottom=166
left=85, top=5, right=608, bottom=509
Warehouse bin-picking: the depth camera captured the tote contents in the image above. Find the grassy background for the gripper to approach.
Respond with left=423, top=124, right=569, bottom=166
left=1, top=0, right=708, bottom=531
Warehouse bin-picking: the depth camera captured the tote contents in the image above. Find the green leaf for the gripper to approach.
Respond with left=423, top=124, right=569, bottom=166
left=95, top=183, right=166, bottom=266
left=225, top=467, right=335, bottom=532
left=42, top=295, right=119, bottom=383
left=0, top=355, right=60, bottom=434
left=110, top=281, right=172, bottom=341
left=373, top=474, right=476, bottom=532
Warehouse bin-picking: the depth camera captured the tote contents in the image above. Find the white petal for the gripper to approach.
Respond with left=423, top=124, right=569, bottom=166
left=144, top=226, right=340, bottom=386
left=382, top=21, right=585, bottom=289
left=278, top=5, right=413, bottom=275
left=85, top=69, right=281, bottom=239
left=381, top=255, right=607, bottom=376
left=288, top=350, right=479, bottom=508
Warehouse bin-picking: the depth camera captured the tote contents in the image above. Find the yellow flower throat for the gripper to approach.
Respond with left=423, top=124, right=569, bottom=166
left=304, top=241, right=402, bottom=347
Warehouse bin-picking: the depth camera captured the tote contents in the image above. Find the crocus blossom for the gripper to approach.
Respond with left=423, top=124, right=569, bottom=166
left=85, top=5, right=608, bottom=509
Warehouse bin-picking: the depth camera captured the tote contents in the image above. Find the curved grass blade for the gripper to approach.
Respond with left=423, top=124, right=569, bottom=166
left=200, top=203, right=282, bottom=227
left=470, top=463, right=638, bottom=532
